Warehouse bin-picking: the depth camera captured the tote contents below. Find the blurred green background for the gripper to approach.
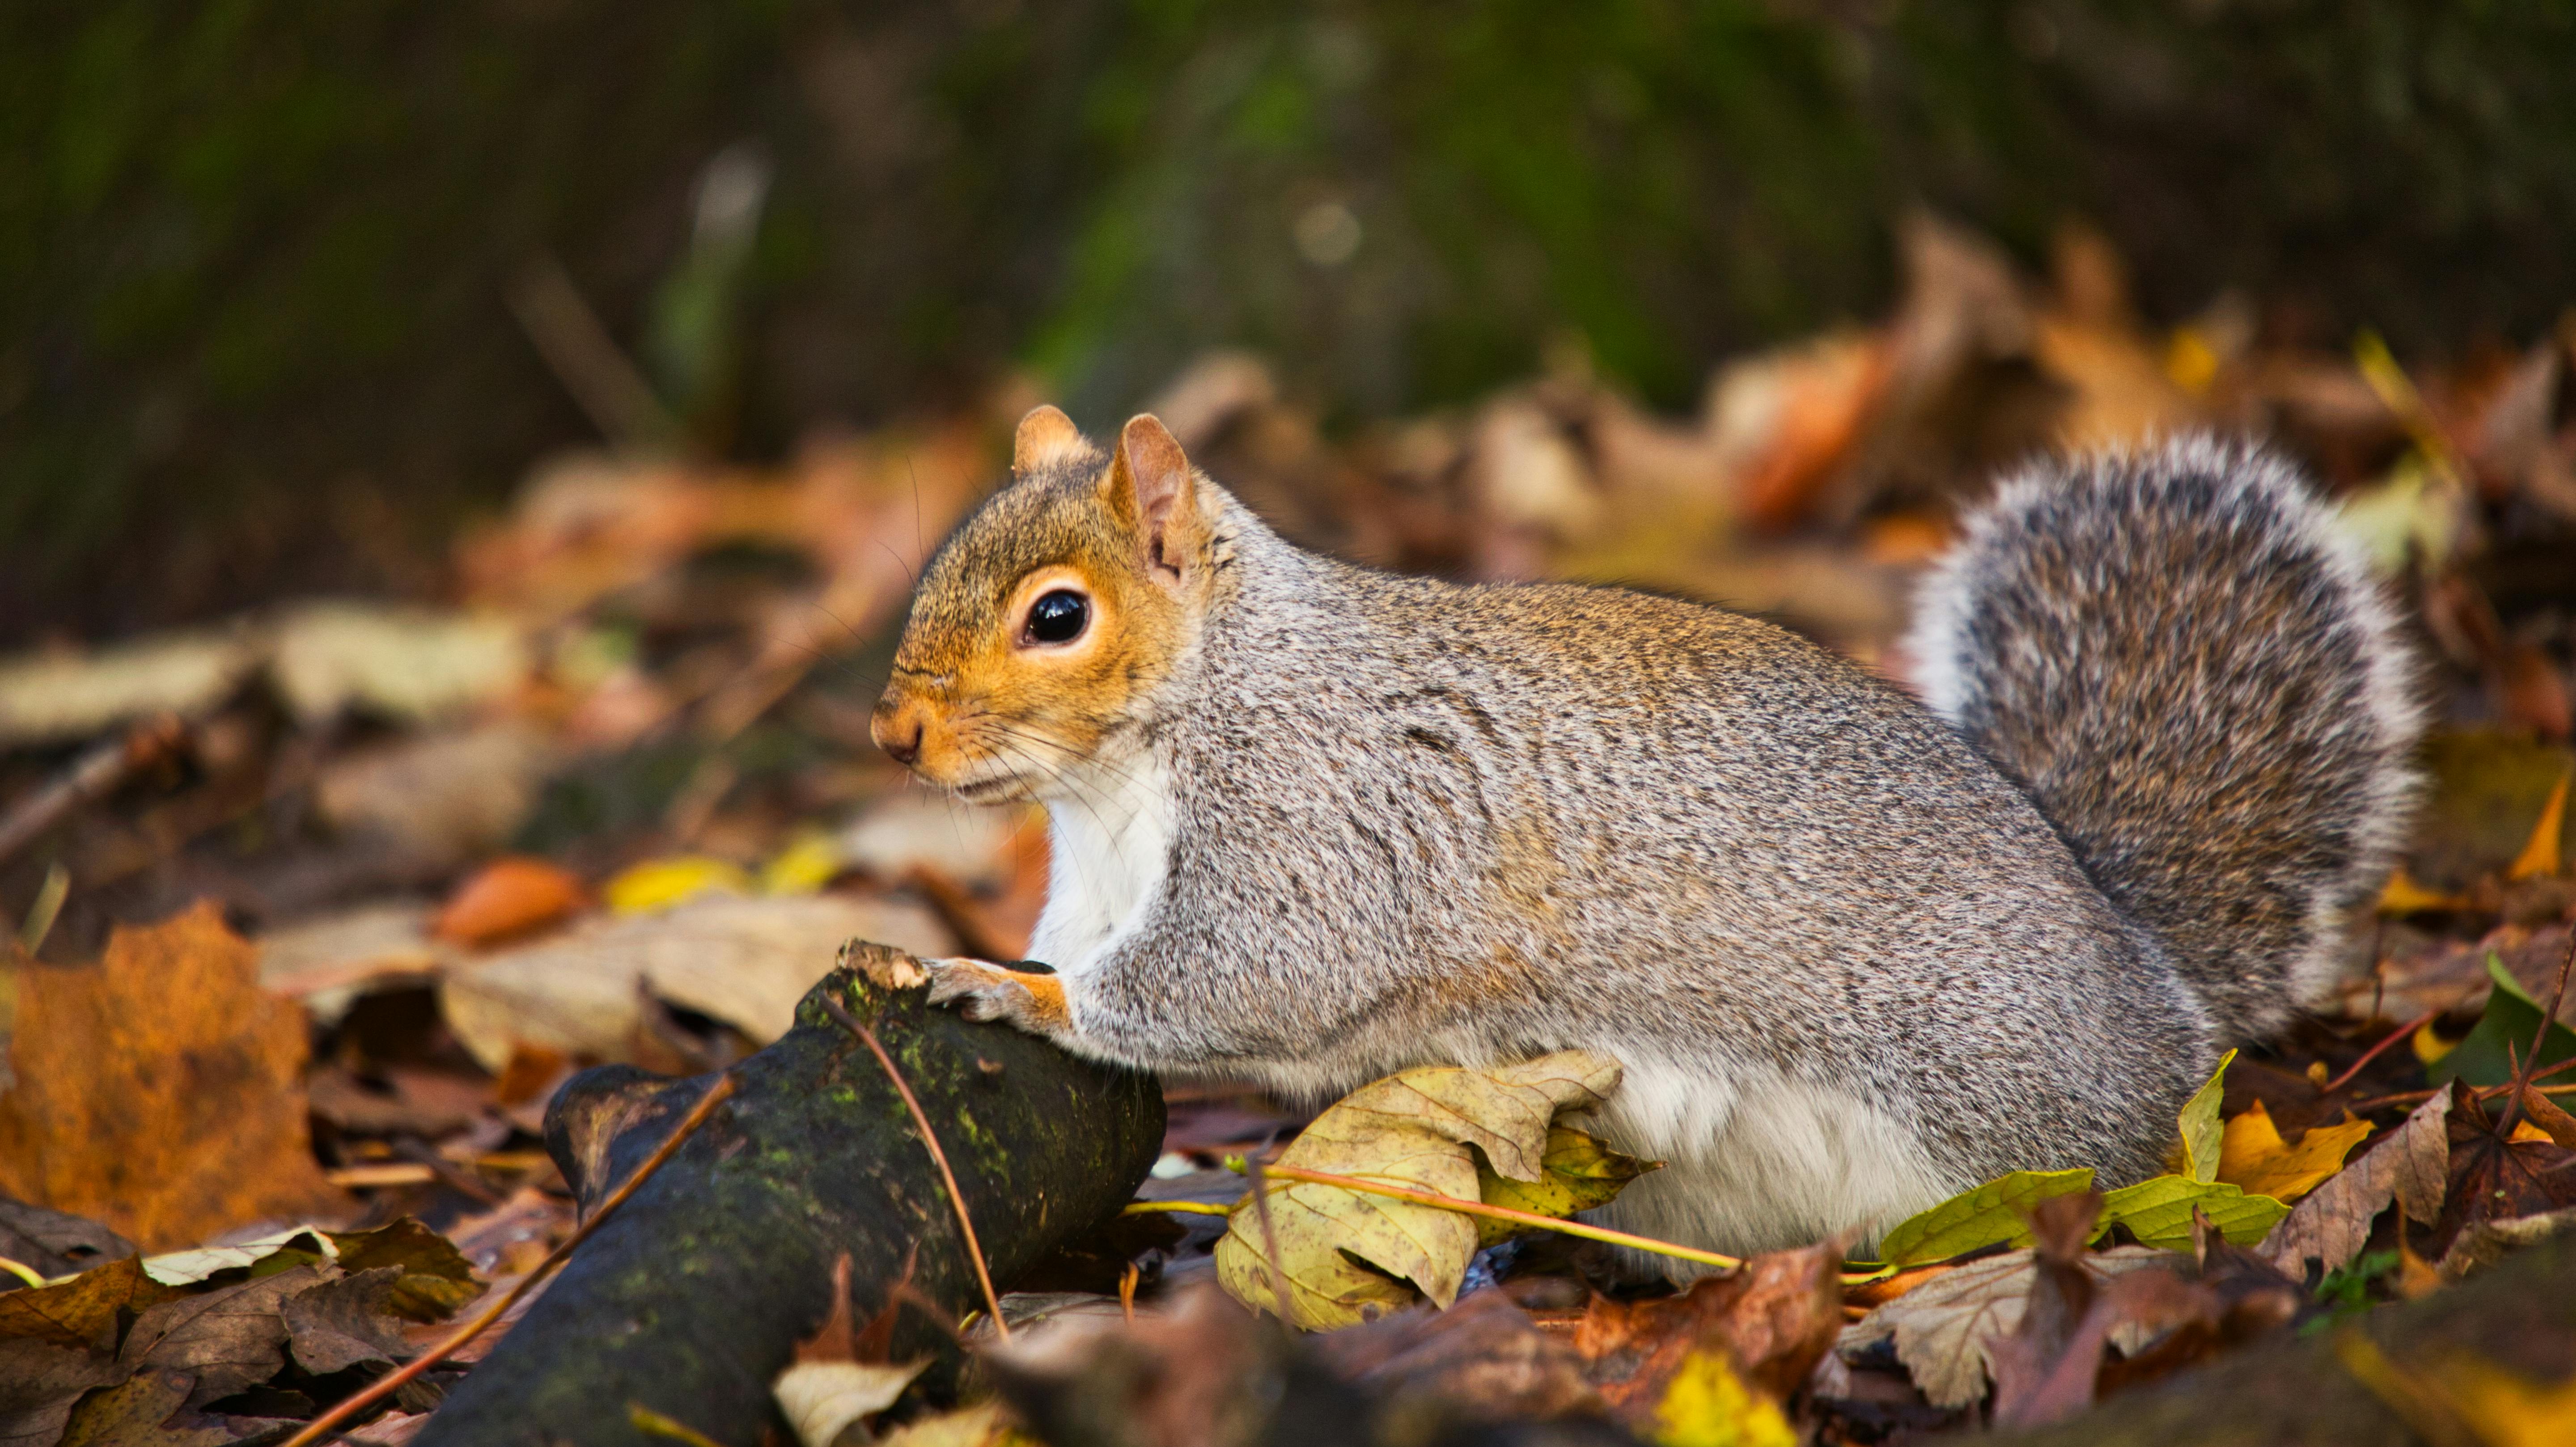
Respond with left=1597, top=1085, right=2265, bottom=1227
left=7, top=0, right=2572, bottom=642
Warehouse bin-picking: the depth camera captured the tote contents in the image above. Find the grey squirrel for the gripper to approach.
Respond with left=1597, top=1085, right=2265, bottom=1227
left=870, top=407, right=2421, bottom=1264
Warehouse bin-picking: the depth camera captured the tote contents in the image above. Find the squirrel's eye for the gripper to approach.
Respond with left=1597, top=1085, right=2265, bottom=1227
left=1023, top=589, right=1089, bottom=646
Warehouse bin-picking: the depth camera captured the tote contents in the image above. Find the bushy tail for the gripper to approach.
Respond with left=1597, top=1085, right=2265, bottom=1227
left=1906, top=435, right=2422, bottom=1041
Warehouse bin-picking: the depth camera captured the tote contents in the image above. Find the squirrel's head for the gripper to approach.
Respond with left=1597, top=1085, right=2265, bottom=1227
left=871, top=406, right=1218, bottom=801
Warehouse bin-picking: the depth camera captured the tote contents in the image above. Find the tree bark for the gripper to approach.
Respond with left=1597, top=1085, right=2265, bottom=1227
left=415, top=951, right=1165, bottom=1447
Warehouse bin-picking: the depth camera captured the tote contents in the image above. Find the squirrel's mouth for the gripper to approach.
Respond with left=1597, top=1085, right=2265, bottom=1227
left=951, top=770, right=1035, bottom=804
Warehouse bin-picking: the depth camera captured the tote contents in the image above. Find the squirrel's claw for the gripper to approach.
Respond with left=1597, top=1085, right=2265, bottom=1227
left=923, top=956, right=1072, bottom=1037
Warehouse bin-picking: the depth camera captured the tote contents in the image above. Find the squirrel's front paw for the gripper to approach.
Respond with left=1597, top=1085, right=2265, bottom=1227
left=922, top=957, right=1071, bottom=1037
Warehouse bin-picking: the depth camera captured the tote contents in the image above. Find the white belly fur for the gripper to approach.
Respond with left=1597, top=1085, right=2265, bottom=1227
left=1025, top=751, right=1174, bottom=978
left=1587, top=1055, right=1961, bottom=1269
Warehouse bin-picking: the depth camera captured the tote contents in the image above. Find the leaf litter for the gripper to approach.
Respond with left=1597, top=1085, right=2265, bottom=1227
left=1, top=214, right=2574, bottom=1445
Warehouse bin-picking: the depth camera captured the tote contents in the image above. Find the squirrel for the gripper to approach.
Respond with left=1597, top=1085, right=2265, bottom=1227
left=869, top=406, right=2421, bottom=1264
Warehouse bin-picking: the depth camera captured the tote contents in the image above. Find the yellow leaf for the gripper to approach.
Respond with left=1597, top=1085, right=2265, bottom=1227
left=2509, top=1119, right=2559, bottom=1146
left=2508, top=768, right=2570, bottom=882
left=1472, top=1125, right=1658, bottom=1247
left=2414, top=1019, right=2461, bottom=1066
left=1213, top=1051, right=1624, bottom=1329
left=2179, top=1049, right=2236, bottom=1183
left=2441, top=1358, right=2576, bottom=1447
left=2217, top=1100, right=2373, bottom=1204
left=1653, top=1348, right=1796, bottom=1447
left=605, top=856, right=753, bottom=914
left=2378, top=864, right=2471, bottom=915
left=761, top=831, right=845, bottom=896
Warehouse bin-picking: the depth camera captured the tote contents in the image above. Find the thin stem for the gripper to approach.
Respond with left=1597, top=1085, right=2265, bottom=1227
left=1254, top=1163, right=1748, bottom=1274
left=0, top=1256, right=45, bottom=1289
left=2321, top=1008, right=2445, bottom=1094
left=819, top=994, right=1009, bottom=1343
left=2497, top=935, right=2576, bottom=1142
left=1122, top=1200, right=1234, bottom=1217
left=278, top=1072, right=737, bottom=1447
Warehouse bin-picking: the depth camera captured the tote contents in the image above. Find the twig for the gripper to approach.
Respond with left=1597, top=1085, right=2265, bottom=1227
left=276, top=1072, right=737, bottom=1447
left=507, top=254, right=678, bottom=451
left=629, top=1405, right=729, bottom=1447
left=818, top=994, right=1009, bottom=1344
left=2495, top=934, right=2576, bottom=1142
left=2321, top=1008, right=2446, bottom=1094
left=1251, top=1163, right=1749, bottom=1275
left=0, top=715, right=186, bottom=869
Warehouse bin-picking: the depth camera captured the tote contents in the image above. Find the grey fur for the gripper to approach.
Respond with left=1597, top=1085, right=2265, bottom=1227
left=907, top=435, right=2418, bottom=1260
left=1904, top=435, right=2422, bottom=1039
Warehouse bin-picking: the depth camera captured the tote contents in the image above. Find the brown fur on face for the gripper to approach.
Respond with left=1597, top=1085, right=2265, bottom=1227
left=871, top=410, right=1215, bottom=800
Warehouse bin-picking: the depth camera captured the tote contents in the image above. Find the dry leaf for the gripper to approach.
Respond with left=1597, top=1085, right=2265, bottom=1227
left=774, top=1359, right=929, bottom=1447
left=432, top=857, right=589, bottom=947
left=2260, top=1085, right=2453, bottom=1275
left=0, top=904, right=347, bottom=1251
left=2440, top=1357, right=2576, bottom=1447
left=2217, top=1100, right=2374, bottom=1203
left=603, top=856, right=754, bottom=915
left=440, top=893, right=952, bottom=1071
left=1651, top=1347, right=1797, bottom=1447
left=1839, top=1246, right=2173, bottom=1409
left=2508, top=768, right=2570, bottom=881
left=1213, top=1051, right=1623, bottom=1328
left=872, top=1402, right=1018, bottom=1447
left=314, top=722, right=559, bottom=868
left=0, top=633, right=257, bottom=747
left=117, top=1263, right=328, bottom=1409
left=255, top=904, right=455, bottom=1027
left=269, top=601, right=528, bottom=727
left=55, top=1368, right=264, bottom=1447
left=1576, top=1240, right=1843, bottom=1418
left=1313, top=1289, right=1600, bottom=1422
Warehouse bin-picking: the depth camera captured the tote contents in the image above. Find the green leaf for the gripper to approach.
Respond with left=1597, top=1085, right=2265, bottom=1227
left=1872, top=1168, right=2099, bottom=1267
left=2097, top=1175, right=2287, bottom=1249
left=2430, top=953, right=2576, bottom=1088
left=2179, top=1048, right=2236, bottom=1184
left=1472, top=1125, right=1658, bottom=1247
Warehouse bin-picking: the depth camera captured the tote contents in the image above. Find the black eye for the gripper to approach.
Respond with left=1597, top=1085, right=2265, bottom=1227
left=1024, top=589, right=1089, bottom=645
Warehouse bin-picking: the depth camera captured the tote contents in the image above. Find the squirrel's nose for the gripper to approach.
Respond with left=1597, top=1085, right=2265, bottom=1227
left=872, top=700, right=927, bottom=768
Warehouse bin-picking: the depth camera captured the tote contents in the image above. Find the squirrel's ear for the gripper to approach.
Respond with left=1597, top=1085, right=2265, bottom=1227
left=1012, top=405, right=1087, bottom=474
left=1106, top=414, right=1201, bottom=588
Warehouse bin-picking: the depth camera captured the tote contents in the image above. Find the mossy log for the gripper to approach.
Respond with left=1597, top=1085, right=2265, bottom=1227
left=1986, top=1234, right=2576, bottom=1447
left=415, top=952, right=1165, bottom=1447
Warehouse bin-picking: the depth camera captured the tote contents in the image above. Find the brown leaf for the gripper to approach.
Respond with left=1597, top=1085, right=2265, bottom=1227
left=0, top=1338, right=130, bottom=1447
left=0, top=904, right=347, bottom=1251
left=117, top=1263, right=329, bottom=1409
left=2442, top=1091, right=2576, bottom=1244
left=2519, top=1087, right=2576, bottom=1151
left=2261, top=1084, right=2453, bottom=1276
left=281, top=1268, right=415, bottom=1375
left=0, top=1197, right=135, bottom=1283
left=1312, top=1289, right=1600, bottom=1422
left=1574, top=1239, right=1843, bottom=1420
left=0, top=1258, right=186, bottom=1354
left=56, top=1369, right=272, bottom=1447
left=1989, top=1267, right=2218, bottom=1429
left=430, top=857, right=588, bottom=948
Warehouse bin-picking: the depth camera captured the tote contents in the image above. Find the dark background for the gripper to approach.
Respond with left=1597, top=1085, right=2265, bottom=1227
left=7, top=0, right=2572, bottom=643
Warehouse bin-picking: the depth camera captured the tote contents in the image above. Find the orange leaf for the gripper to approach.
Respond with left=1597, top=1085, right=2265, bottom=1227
left=0, top=902, right=347, bottom=1249
left=433, top=856, right=589, bottom=947
left=2216, top=1100, right=2373, bottom=1204
left=2506, top=768, right=2569, bottom=882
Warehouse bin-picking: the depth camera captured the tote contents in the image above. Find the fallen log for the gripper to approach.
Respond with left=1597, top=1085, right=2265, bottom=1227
left=415, top=946, right=1165, bottom=1447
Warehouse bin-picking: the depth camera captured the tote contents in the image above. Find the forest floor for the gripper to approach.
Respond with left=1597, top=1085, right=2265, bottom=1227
left=2, top=219, right=2574, bottom=1446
